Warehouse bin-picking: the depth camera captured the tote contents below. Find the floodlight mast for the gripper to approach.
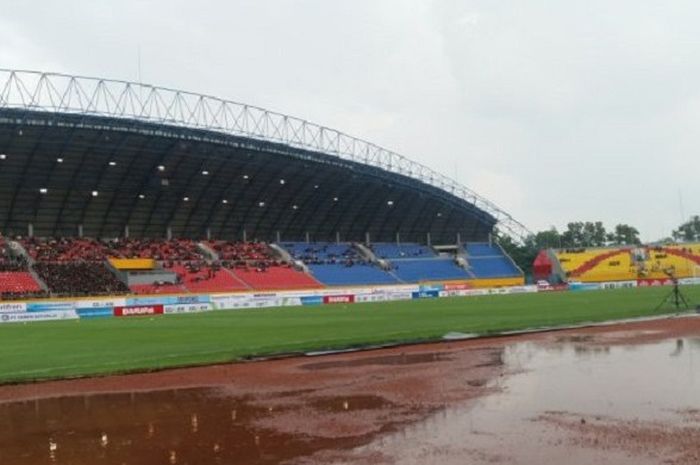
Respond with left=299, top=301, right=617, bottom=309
left=0, top=69, right=532, bottom=242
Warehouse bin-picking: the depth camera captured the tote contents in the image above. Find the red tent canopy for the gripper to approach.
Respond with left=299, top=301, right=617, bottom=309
left=533, top=250, right=552, bottom=280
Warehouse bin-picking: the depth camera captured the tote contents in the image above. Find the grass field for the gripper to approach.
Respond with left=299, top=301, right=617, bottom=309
left=0, top=285, right=698, bottom=384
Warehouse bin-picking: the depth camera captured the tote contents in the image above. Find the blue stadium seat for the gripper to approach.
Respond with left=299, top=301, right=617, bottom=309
left=308, top=263, right=398, bottom=286
left=468, top=257, right=521, bottom=278
left=371, top=242, right=435, bottom=259
left=390, top=258, right=470, bottom=282
left=465, top=243, right=502, bottom=257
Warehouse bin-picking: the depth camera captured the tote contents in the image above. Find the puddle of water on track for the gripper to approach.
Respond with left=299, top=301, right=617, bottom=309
left=343, top=336, right=700, bottom=465
left=0, top=388, right=387, bottom=465
left=3, top=336, right=700, bottom=465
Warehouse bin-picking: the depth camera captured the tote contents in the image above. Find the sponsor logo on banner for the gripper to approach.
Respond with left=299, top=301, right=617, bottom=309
left=176, top=295, right=210, bottom=304
left=0, top=311, right=78, bottom=324
left=412, top=290, right=439, bottom=299
left=301, top=296, right=323, bottom=306
left=0, top=302, right=26, bottom=313
left=637, top=278, right=672, bottom=287
left=26, top=302, right=75, bottom=313
left=114, top=305, right=164, bottom=317
left=568, top=282, right=602, bottom=291
left=600, top=281, right=637, bottom=290
left=323, top=295, right=355, bottom=304
left=164, top=303, right=212, bottom=314
left=679, top=277, right=700, bottom=286
left=386, top=291, right=414, bottom=301
left=126, top=296, right=177, bottom=306
left=77, top=307, right=113, bottom=319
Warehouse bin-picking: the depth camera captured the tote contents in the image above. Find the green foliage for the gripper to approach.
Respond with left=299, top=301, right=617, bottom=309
left=0, top=285, right=696, bottom=384
left=673, top=215, right=700, bottom=242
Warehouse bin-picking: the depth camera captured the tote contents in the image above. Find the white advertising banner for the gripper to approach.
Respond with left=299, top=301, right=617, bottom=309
left=0, top=310, right=79, bottom=324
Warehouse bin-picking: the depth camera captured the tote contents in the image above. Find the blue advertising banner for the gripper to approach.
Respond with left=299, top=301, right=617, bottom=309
left=301, top=296, right=323, bottom=306
left=412, top=290, right=439, bottom=299
left=126, top=296, right=177, bottom=306
left=26, top=302, right=75, bottom=313
left=76, top=307, right=114, bottom=319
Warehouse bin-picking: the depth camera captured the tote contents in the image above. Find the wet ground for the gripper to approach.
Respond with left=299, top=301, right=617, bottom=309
left=1, top=316, right=700, bottom=464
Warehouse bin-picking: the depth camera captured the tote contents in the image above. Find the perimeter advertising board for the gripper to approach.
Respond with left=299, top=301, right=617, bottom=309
left=0, top=310, right=78, bottom=324
left=113, top=305, right=164, bottom=317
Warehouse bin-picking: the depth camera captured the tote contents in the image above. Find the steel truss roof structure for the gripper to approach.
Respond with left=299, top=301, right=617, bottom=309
left=0, top=69, right=531, bottom=242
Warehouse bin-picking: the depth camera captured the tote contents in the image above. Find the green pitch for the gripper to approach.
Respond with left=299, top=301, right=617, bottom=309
left=1, top=285, right=698, bottom=384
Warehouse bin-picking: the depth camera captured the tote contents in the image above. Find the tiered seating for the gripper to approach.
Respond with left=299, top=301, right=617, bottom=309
left=0, top=271, right=43, bottom=297
left=130, top=283, right=188, bottom=295
left=170, top=262, right=248, bottom=292
left=551, top=245, right=700, bottom=283
left=18, top=237, right=129, bottom=296
left=206, top=240, right=271, bottom=262
left=554, top=248, right=637, bottom=282
left=464, top=243, right=522, bottom=278
left=371, top=242, right=435, bottom=259
left=465, top=243, right=502, bottom=257
left=232, top=266, right=321, bottom=290
left=33, top=262, right=129, bottom=296
left=21, top=237, right=108, bottom=262
left=0, top=236, right=45, bottom=299
left=282, top=242, right=397, bottom=286
left=390, top=258, right=470, bottom=282
left=103, top=238, right=200, bottom=261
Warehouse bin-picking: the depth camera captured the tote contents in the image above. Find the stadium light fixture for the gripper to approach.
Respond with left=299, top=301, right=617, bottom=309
left=91, top=191, right=99, bottom=197
left=333, top=197, right=339, bottom=202
left=0, top=154, right=6, bottom=160
left=56, top=157, right=63, bottom=163
left=258, top=201, right=265, bottom=207
left=39, top=188, right=48, bottom=194
left=222, top=199, right=228, bottom=204
left=201, top=170, right=209, bottom=176
left=387, top=200, right=394, bottom=206
left=279, top=179, right=285, bottom=185
left=292, top=205, right=298, bottom=210
left=108, top=161, right=117, bottom=166
left=157, top=165, right=166, bottom=172
left=243, top=174, right=249, bottom=180
left=138, top=194, right=146, bottom=199
left=314, top=184, right=319, bottom=189
left=437, top=212, right=442, bottom=217
left=183, top=196, right=190, bottom=202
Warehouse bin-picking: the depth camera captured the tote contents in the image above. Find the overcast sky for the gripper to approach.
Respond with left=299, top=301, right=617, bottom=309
left=2, top=0, right=698, bottom=241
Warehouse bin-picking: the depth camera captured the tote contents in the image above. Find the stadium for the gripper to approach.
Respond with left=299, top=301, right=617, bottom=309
left=2, top=70, right=700, bottom=465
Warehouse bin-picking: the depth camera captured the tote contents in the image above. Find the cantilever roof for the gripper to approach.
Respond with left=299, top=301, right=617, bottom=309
left=0, top=70, right=531, bottom=243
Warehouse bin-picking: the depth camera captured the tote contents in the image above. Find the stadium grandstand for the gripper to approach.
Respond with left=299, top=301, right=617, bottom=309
left=0, top=70, right=530, bottom=299
left=534, top=243, right=700, bottom=284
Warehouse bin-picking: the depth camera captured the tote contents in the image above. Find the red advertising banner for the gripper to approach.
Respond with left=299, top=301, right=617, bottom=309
left=323, top=295, right=355, bottom=304
left=113, top=305, right=164, bottom=317
left=636, top=278, right=672, bottom=287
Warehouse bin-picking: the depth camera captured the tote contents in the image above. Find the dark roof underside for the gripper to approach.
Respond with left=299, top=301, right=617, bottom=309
left=0, top=109, right=496, bottom=243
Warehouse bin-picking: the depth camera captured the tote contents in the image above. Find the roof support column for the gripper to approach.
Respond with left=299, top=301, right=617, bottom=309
left=426, top=232, right=431, bottom=247
left=78, top=224, right=83, bottom=238
left=365, top=232, right=370, bottom=246
left=124, top=225, right=130, bottom=238
left=27, top=223, right=33, bottom=238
